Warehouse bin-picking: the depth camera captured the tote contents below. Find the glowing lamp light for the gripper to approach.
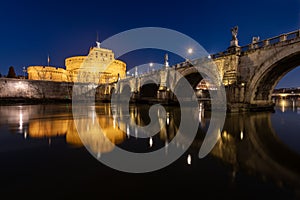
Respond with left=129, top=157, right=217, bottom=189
left=187, top=154, right=192, bottom=165
left=149, top=137, right=153, bottom=147
left=187, top=48, right=193, bottom=54
left=240, top=131, right=244, bottom=140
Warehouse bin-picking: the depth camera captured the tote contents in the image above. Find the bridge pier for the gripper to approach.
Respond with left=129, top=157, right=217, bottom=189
left=156, top=87, right=172, bottom=104
left=225, top=84, right=275, bottom=112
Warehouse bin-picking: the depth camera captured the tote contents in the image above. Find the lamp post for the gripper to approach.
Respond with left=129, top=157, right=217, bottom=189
left=22, top=66, right=26, bottom=79
left=186, top=48, right=194, bottom=62
left=149, top=62, right=153, bottom=73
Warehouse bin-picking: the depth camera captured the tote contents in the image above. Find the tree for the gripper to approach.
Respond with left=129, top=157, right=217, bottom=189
left=7, top=66, right=16, bottom=78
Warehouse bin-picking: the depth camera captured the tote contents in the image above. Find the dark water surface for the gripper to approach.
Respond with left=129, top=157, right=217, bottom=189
left=0, top=102, right=300, bottom=199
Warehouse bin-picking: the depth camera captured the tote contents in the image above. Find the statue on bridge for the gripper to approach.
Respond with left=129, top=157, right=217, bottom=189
left=231, top=26, right=238, bottom=40
left=252, top=36, right=260, bottom=43
left=229, top=26, right=239, bottom=47
left=164, top=53, right=169, bottom=67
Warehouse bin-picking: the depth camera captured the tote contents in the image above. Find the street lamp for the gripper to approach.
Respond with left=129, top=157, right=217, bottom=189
left=22, top=66, right=26, bottom=79
left=149, top=62, right=153, bottom=72
left=186, top=48, right=194, bottom=62
left=187, top=48, right=212, bottom=60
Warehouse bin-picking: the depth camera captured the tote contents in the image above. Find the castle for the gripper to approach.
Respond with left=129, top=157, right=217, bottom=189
left=27, top=41, right=126, bottom=84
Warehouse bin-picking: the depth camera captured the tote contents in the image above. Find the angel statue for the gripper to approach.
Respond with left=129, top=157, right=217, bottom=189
left=231, top=26, right=238, bottom=41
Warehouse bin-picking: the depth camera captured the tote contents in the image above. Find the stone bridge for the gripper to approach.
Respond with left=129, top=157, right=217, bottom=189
left=96, top=29, right=300, bottom=112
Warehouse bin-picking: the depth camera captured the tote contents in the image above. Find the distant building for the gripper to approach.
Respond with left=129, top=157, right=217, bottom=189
left=27, top=41, right=126, bottom=84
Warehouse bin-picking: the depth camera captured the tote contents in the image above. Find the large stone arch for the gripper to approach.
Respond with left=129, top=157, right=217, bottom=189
left=174, top=67, right=204, bottom=99
left=140, top=80, right=159, bottom=99
left=174, top=60, right=222, bottom=98
left=246, top=44, right=300, bottom=104
left=139, top=72, right=161, bottom=87
left=177, top=66, right=204, bottom=88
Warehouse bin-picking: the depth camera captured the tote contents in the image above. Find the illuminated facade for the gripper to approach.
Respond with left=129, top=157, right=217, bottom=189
left=27, top=42, right=126, bottom=84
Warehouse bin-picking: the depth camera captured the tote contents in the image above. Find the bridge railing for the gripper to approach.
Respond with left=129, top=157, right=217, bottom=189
left=240, top=29, right=300, bottom=53
left=211, top=29, right=300, bottom=58
left=211, top=51, right=229, bottom=59
left=124, top=60, right=195, bottom=78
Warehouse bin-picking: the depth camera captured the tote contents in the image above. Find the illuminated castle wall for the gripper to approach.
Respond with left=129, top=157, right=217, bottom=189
left=27, top=42, right=126, bottom=84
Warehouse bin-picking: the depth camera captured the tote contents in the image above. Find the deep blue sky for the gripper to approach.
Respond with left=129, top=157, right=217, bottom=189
left=0, top=0, right=299, bottom=88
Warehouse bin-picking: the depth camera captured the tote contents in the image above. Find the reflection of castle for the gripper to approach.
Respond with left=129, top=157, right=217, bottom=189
left=27, top=41, right=126, bottom=84
left=28, top=110, right=126, bottom=153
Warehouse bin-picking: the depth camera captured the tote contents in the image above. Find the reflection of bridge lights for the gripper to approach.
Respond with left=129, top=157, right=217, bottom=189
left=19, top=111, right=23, bottom=130
left=280, top=100, right=286, bottom=112
left=166, top=112, right=170, bottom=125
left=164, top=141, right=169, bottom=155
left=199, top=109, right=202, bottom=122
left=187, top=154, right=191, bottom=165
left=240, top=131, right=243, bottom=140
left=135, top=127, right=138, bottom=138
left=97, top=152, right=101, bottom=159
left=222, top=130, right=229, bottom=140
left=126, top=124, right=130, bottom=138
left=292, top=100, right=295, bottom=111
left=198, top=103, right=204, bottom=123
left=149, top=137, right=153, bottom=147
left=92, top=111, right=95, bottom=124
left=217, top=129, right=221, bottom=140
left=113, top=116, right=116, bottom=129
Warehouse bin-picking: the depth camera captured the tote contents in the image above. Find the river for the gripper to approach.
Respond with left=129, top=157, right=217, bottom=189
left=0, top=101, right=299, bottom=199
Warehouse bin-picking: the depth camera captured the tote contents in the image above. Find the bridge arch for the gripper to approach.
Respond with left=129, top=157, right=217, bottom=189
left=140, top=80, right=159, bottom=99
left=175, top=62, right=222, bottom=99
left=246, top=44, right=300, bottom=104
left=178, top=67, right=204, bottom=87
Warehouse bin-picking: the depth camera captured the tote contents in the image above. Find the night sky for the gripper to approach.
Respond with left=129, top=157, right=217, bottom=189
left=0, top=0, right=299, bottom=88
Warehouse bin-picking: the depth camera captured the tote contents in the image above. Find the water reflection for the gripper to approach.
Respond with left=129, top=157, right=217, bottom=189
left=0, top=103, right=300, bottom=192
left=0, top=104, right=126, bottom=153
left=273, top=98, right=300, bottom=113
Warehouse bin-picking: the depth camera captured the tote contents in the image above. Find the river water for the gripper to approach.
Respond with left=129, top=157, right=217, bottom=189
left=0, top=101, right=299, bottom=199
